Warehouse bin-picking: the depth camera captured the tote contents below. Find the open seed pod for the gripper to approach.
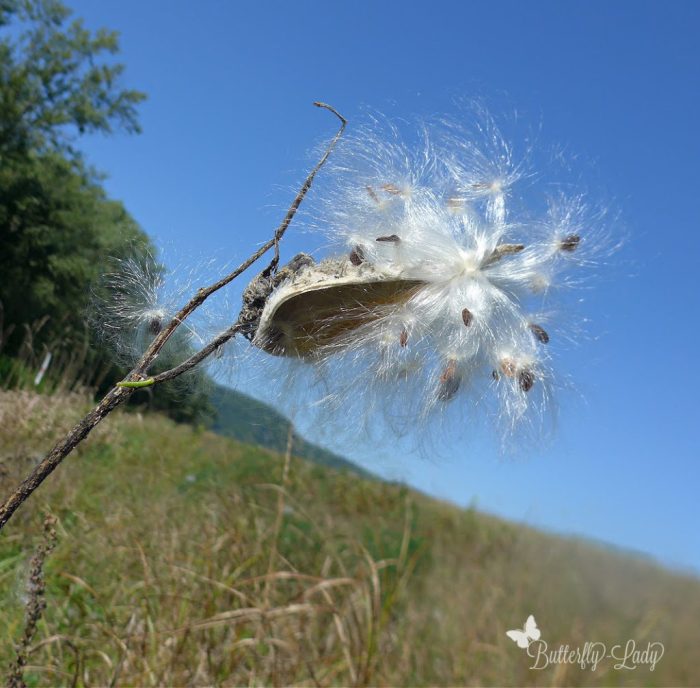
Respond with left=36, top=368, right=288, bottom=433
left=253, top=259, right=424, bottom=359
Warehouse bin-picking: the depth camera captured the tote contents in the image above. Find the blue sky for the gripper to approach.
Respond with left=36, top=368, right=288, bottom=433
left=64, top=1, right=698, bottom=571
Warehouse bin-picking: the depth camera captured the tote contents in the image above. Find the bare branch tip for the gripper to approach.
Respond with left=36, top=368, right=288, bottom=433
left=312, top=101, right=347, bottom=125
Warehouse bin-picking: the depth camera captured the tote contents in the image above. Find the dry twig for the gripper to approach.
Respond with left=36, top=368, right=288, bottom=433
left=8, top=514, right=59, bottom=688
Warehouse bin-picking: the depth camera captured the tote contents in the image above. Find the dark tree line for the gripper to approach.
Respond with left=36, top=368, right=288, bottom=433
left=0, top=0, right=212, bottom=423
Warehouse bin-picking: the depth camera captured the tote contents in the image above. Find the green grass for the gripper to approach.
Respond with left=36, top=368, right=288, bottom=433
left=1, top=390, right=699, bottom=686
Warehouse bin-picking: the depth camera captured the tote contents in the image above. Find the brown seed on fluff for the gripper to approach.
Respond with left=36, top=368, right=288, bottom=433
left=518, top=368, right=535, bottom=392
left=560, top=234, right=580, bottom=252
left=438, top=359, right=461, bottom=401
left=349, top=245, right=365, bottom=266
left=382, top=183, right=402, bottom=195
left=528, top=323, right=549, bottom=344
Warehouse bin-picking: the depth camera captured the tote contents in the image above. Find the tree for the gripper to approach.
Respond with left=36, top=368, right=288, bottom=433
left=0, top=0, right=150, bottom=352
left=0, top=1, right=217, bottom=425
left=0, top=0, right=145, bottom=158
left=0, top=153, right=151, bottom=351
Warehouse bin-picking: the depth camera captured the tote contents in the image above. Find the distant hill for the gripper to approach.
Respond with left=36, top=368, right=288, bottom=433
left=208, top=383, right=373, bottom=478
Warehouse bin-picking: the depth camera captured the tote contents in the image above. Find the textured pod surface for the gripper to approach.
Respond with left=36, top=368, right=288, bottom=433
left=254, top=260, right=424, bottom=358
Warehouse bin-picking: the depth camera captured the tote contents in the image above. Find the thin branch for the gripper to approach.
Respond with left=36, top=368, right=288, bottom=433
left=128, top=104, right=347, bottom=387
left=149, top=321, right=244, bottom=385
left=0, top=102, right=346, bottom=533
left=262, top=102, right=346, bottom=278
left=134, top=103, right=345, bottom=377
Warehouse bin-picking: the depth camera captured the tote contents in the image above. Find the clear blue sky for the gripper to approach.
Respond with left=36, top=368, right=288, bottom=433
left=67, top=0, right=698, bottom=571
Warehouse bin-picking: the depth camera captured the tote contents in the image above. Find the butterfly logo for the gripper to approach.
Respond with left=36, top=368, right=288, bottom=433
left=506, top=614, right=541, bottom=649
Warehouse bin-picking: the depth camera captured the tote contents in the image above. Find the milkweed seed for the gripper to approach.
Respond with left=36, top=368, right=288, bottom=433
left=148, top=317, right=163, bottom=335
left=560, top=234, right=580, bottom=252
left=438, top=359, right=461, bottom=401
left=382, top=183, right=402, bottom=195
left=528, top=323, right=550, bottom=344
left=365, top=186, right=379, bottom=203
left=482, top=243, right=525, bottom=267
left=518, top=368, right=535, bottom=392
left=349, top=246, right=365, bottom=266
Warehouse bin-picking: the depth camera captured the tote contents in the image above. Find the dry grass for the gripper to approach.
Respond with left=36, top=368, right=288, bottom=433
left=0, top=318, right=107, bottom=395
left=1, top=390, right=699, bottom=686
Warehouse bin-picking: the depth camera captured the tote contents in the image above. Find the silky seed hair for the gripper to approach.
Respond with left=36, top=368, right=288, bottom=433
left=91, top=248, right=232, bottom=370
left=256, top=105, right=614, bottom=448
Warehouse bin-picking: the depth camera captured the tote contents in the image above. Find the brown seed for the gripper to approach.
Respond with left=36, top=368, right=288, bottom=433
left=492, top=370, right=500, bottom=380
left=461, top=308, right=473, bottom=327
left=376, top=234, right=401, bottom=243
left=148, top=317, right=163, bottom=335
left=518, top=368, right=535, bottom=393
left=399, top=328, right=408, bottom=347
left=382, top=183, right=402, bottom=195
left=499, top=358, right=517, bottom=378
left=438, top=359, right=461, bottom=401
left=440, top=359, right=457, bottom=382
left=560, top=234, right=580, bottom=252
left=365, top=186, right=379, bottom=203
left=349, top=245, right=365, bottom=266
left=482, top=243, right=526, bottom=267
left=528, top=323, right=550, bottom=344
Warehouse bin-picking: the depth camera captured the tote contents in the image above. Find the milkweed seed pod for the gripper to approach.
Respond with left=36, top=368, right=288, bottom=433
left=242, top=108, right=610, bottom=442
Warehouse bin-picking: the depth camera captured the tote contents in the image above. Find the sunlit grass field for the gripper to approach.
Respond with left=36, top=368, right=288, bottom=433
left=1, top=390, right=699, bottom=686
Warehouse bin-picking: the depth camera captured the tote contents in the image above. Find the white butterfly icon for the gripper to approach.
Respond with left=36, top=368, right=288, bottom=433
left=506, top=614, right=541, bottom=648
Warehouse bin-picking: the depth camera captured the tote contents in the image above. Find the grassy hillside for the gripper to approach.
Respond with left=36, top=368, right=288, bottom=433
left=1, top=390, right=699, bottom=687
left=209, top=383, right=373, bottom=478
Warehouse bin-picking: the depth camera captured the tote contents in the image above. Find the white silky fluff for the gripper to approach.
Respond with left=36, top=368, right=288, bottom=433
left=287, top=108, right=611, bottom=447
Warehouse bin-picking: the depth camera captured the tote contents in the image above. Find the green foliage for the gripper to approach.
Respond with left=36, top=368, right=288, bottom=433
left=0, top=152, right=151, bottom=352
left=0, top=0, right=145, bottom=157
left=0, top=1, right=214, bottom=426
left=0, top=0, right=148, bottom=356
left=0, top=0, right=150, bottom=355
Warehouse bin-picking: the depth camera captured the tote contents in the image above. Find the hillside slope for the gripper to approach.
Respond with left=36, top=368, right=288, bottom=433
left=1, top=390, right=699, bottom=687
left=208, top=382, right=373, bottom=478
